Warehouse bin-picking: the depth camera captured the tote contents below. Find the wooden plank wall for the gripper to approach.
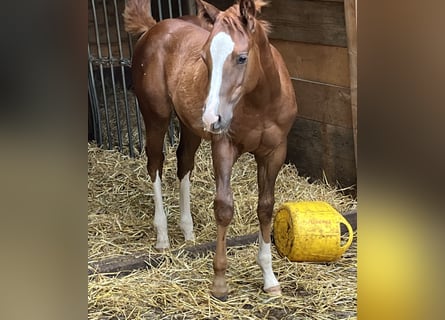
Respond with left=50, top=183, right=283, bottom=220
left=260, top=0, right=357, bottom=189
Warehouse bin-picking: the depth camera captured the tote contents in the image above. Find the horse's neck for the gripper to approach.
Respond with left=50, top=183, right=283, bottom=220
left=247, top=30, right=282, bottom=103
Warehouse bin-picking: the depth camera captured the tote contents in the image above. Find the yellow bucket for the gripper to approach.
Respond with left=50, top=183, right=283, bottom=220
left=273, top=201, right=353, bottom=262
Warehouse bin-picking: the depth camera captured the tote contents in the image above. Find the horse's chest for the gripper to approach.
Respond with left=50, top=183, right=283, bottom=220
left=235, top=122, right=283, bottom=155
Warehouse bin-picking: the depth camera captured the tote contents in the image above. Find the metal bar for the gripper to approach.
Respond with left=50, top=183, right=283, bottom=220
left=168, top=0, right=173, bottom=18
left=157, top=0, right=163, bottom=20
left=127, top=32, right=135, bottom=59
left=88, top=79, right=100, bottom=143
left=90, top=0, right=193, bottom=155
left=124, top=5, right=144, bottom=155
left=91, top=0, right=113, bottom=149
left=88, top=44, right=103, bottom=145
left=134, top=99, right=144, bottom=154
left=178, top=0, right=183, bottom=16
left=125, top=8, right=139, bottom=152
left=114, top=0, right=135, bottom=157
left=103, top=0, right=123, bottom=152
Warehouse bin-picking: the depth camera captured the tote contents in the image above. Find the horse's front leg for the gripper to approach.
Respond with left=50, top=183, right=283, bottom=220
left=210, top=137, right=238, bottom=301
left=255, top=143, right=287, bottom=295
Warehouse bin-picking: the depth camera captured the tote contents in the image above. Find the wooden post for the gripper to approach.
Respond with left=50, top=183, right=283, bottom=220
left=344, top=0, right=357, bottom=168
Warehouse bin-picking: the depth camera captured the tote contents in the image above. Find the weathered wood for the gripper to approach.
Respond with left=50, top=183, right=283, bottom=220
left=344, top=0, right=357, bottom=167
left=292, top=79, right=352, bottom=128
left=88, top=211, right=356, bottom=275
left=261, top=0, right=347, bottom=47
left=186, top=232, right=260, bottom=257
left=88, top=253, right=167, bottom=276
left=88, top=233, right=260, bottom=275
left=286, top=117, right=356, bottom=189
left=270, top=39, right=350, bottom=87
left=341, top=210, right=357, bottom=234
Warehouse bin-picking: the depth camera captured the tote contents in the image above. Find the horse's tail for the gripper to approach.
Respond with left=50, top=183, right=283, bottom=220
left=123, top=0, right=157, bottom=37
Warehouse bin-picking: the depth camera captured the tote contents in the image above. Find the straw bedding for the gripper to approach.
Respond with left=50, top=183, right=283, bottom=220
left=88, top=140, right=357, bottom=319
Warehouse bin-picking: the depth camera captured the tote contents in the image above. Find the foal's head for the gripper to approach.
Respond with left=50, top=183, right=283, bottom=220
left=198, top=0, right=268, bottom=134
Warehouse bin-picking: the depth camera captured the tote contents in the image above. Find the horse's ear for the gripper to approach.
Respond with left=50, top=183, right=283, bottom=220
left=196, top=0, right=220, bottom=25
left=239, top=0, right=256, bottom=32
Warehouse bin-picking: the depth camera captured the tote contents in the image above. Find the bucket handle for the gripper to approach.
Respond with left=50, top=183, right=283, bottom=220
left=339, top=215, right=354, bottom=251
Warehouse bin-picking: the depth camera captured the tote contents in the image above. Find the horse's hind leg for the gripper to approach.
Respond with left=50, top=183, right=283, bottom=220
left=176, top=124, right=201, bottom=242
left=140, top=103, right=172, bottom=250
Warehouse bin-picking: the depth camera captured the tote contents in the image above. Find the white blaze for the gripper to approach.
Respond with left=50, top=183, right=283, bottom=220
left=202, top=32, right=234, bottom=129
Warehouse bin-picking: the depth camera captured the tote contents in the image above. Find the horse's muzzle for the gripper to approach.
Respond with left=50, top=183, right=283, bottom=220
left=203, top=116, right=230, bottom=134
left=203, top=109, right=226, bottom=133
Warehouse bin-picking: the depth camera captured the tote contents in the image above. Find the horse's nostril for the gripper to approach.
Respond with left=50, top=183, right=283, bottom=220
left=211, top=122, right=220, bottom=131
left=210, top=115, right=222, bottom=131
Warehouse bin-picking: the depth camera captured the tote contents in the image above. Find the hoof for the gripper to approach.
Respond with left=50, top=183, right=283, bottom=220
left=155, top=237, right=170, bottom=251
left=184, top=238, right=195, bottom=246
left=183, top=232, right=195, bottom=242
left=211, top=292, right=228, bottom=302
left=155, top=242, right=170, bottom=252
left=264, top=285, right=282, bottom=296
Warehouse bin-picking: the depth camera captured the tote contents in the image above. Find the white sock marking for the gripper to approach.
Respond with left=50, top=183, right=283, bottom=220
left=153, top=171, right=169, bottom=249
left=257, top=229, right=280, bottom=291
left=180, top=172, right=195, bottom=241
left=202, top=32, right=234, bottom=129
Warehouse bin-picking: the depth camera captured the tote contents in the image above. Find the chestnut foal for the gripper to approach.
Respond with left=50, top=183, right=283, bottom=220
left=123, top=0, right=297, bottom=300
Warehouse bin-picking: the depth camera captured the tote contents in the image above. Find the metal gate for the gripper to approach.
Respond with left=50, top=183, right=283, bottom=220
left=88, top=0, right=195, bottom=157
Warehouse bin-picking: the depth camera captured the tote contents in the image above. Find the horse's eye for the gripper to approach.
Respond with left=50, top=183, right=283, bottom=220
left=237, top=53, right=248, bottom=65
